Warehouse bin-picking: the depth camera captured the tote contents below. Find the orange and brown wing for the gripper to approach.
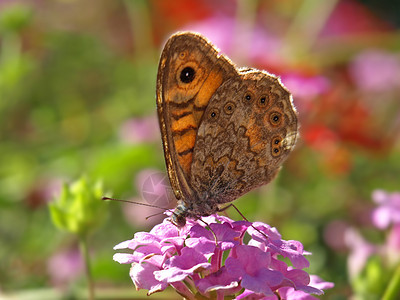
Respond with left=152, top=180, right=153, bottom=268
left=156, top=32, right=237, bottom=201
left=190, top=70, right=298, bottom=205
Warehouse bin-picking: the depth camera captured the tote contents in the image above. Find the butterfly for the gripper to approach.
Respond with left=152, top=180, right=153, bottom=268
left=156, top=32, right=298, bottom=227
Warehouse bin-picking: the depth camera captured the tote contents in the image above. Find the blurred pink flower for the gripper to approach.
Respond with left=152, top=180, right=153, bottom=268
left=183, top=15, right=286, bottom=70
left=371, top=189, right=400, bottom=229
left=387, top=224, right=400, bottom=252
left=370, top=190, right=400, bottom=265
left=47, top=247, right=83, bottom=289
left=119, top=115, right=160, bottom=144
left=183, top=15, right=234, bottom=54
left=386, top=224, right=400, bottom=263
left=282, top=74, right=330, bottom=101
left=122, top=197, right=166, bottom=228
left=349, top=50, right=400, bottom=93
left=344, top=191, right=400, bottom=278
left=135, top=169, right=174, bottom=207
left=323, top=220, right=349, bottom=251
left=344, top=228, right=376, bottom=278
left=322, top=0, right=391, bottom=37
left=122, top=169, right=174, bottom=228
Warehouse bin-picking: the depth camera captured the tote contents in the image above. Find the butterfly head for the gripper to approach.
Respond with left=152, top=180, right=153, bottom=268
left=171, top=201, right=188, bottom=227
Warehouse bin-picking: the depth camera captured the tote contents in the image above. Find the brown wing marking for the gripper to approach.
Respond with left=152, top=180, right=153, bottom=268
left=156, top=32, right=236, bottom=200
left=190, top=71, right=298, bottom=210
left=169, top=67, right=226, bottom=175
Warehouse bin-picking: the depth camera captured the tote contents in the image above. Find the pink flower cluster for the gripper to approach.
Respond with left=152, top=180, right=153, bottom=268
left=371, top=190, right=400, bottom=230
left=114, top=215, right=333, bottom=299
left=344, top=190, right=400, bottom=279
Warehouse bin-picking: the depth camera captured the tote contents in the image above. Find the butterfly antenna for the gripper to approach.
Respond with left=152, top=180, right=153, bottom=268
left=145, top=211, right=167, bottom=220
left=102, top=196, right=170, bottom=211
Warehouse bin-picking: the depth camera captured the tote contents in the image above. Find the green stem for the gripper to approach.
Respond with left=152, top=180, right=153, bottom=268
left=382, top=263, right=400, bottom=300
left=80, top=236, right=95, bottom=300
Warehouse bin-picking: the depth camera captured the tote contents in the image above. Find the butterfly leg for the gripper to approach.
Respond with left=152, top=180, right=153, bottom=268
left=217, top=203, right=250, bottom=222
left=198, top=218, right=218, bottom=245
left=220, top=204, right=272, bottom=241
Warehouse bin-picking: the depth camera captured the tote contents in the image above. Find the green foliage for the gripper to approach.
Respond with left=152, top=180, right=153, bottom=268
left=0, top=4, right=32, bottom=34
left=352, top=256, right=392, bottom=300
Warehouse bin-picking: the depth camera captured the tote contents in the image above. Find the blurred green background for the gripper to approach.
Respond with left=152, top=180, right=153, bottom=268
left=0, top=0, right=399, bottom=299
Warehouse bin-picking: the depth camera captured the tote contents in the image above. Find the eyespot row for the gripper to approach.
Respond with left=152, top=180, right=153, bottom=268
left=208, top=104, right=283, bottom=128
left=243, top=91, right=271, bottom=108
left=271, top=136, right=283, bottom=157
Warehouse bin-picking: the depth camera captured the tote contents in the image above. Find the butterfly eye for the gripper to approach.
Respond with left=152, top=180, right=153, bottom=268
left=269, top=111, right=283, bottom=126
left=224, top=102, right=235, bottom=115
left=180, top=67, right=196, bottom=83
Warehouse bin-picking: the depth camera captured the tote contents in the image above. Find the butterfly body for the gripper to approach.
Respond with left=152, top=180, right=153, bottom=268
left=156, top=32, right=298, bottom=227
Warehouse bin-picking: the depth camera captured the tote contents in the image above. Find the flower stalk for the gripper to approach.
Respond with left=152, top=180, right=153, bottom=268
left=49, top=176, right=107, bottom=300
left=80, top=236, right=95, bottom=300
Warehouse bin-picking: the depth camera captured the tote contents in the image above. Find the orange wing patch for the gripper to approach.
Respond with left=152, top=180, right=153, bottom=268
left=246, top=117, right=264, bottom=153
left=173, top=130, right=196, bottom=174
left=169, top=66, right=227, bottom=175
left=171, top=113, right=197, bottom=133
left=195, top=69, right=224, bottom=109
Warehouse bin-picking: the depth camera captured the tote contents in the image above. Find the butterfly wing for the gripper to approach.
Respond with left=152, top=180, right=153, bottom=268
left=190, top=70, right=298, bottom=205
left=156, top=32, right=237, bottom=201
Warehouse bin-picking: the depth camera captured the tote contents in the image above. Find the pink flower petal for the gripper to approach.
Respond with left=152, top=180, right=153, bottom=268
left=154, top=263, right=211, bottom=283
left=130, top=262, right=168, bottom=295
left=113, top=253, right=136, bottom=264
left=196, top=267, right=239, bottom=294
left=155, top=247, right=211, bottom=283
left=113, top=239, right=136, bottom=250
